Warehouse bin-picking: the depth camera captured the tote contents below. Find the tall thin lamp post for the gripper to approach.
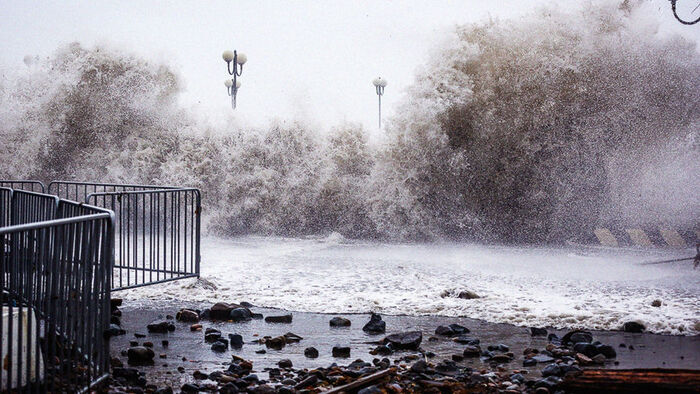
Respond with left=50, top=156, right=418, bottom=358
left=222, top=50, right=247, bottom=109
left=372, top=77, right=387, bottom=129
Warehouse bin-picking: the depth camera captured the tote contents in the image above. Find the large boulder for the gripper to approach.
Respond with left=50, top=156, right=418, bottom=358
left=362, top=313, right=386, bottom=334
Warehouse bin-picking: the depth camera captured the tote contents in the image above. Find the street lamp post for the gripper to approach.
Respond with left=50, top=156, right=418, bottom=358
left=372, top=77, right=387, bottom=129
left=222, top=49, right=247, bottom=109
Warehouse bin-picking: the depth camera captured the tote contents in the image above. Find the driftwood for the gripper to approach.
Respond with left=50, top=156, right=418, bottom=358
left=324, top=368, right=397, bottom=393
left=560, top=368, right=700, bottom=393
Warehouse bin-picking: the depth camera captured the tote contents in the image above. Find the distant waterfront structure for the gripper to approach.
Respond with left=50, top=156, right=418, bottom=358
left=372, top=77, right=387, bottom=129
left=222, top=49, right=247, bottom=109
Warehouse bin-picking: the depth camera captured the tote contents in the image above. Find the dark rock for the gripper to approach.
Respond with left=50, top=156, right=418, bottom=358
left=451, top=354, right=464, bottom=362
left=264, top=314, right=292, bottom=323
left=435, top=325, right=454, bottom=336
left=330, top=317, right=351, bottom=327
left=562, top=330, right=593, bottom=345
left=283, top=332, right=303, bottom=342
left=623, top=321, right=645, bottom=333
left=112, top=367, right=139, bottom=380
left=457, top=290, right=480, bottom=299
left=127, top=347, right=154, bottom=365
left=110, top=357, right=123, bottom=368
left=542, top=363, right=562, bottom=377
left=573, top=343, right=599, bottom=358
left=304, top=347, right=319, bottom=358
left=110, top=298, right=123, bottom=309
left=448, top=324, right=469, bottom=334
left=453, top=336, right=479, bottom=345
left=532, top=354, right=554, bottom=363
left=181, top=383, right=200, bottom=393
left=200, top=309, right=211, bottom=320
left=491, top=354, right=512, bottom=363
left=162, top=340, right=169, bottom=347
left=190, top=324, right=203, bottom=331
left=130, top=341, right=139, bottom=347
left=651, top=299, right=662, bottom=307
left=154, top=387, right=174, bottom=394
left=239, top=301, right=254, bottom=308
left=362, top=313, right=386, bottom=334
left=530, top=327, right=548, bottom=336
left=205, top=329, right=222, bottom=343
left=534, top=376, right=561, bottom=389
left=487, top=344, right=509, bottom=352
left=229, top=334, right=244, bottom=349
left=370, top=345, right=392, bottom=355
left=147, top=321, right=175, bottom=333
left=463, top=345, right=481, bottom=357
left=193, top=370, right=209, bottom=380
left=250, top=313, right=263, bottom=319
left=596, top=344, right=617, bottom=358
left=383, top=331, right=422, bottom=350
left=523, top=358, right=537, bottom=367
left=510, top=373, right=526, bottom=383
left=211, top=341, right=227, bottom=352
left=143, top=341, right=153, bottom=348
left=176, top=309, right=199, bottom=322
left=332, top=345, right=351, bottom=358
left=230, top=308, right=252, bottom=322
left=264, top=336, right=286, bottom=350
left=410, top=360, right=428, bottom=374
left=561, top=364, right=583, bottom=377
left=435, top=360, right=459, bottom=374
left=134, top=333, right=146, bottom=338
left=111, top=315, right=121, bottom=325
left=278, top=359, right=293, bottom=368
left=255, top=349, right=266, bottom=354
left=210, top=302, right=239, bottom=320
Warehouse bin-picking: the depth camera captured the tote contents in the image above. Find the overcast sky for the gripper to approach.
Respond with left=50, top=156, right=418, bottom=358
left=1, top=0, right=698, bottom=133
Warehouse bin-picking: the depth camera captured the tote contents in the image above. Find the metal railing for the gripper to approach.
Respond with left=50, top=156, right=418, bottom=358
left=49, top=182, right=201, bottom=290
left=0, top=181, right=45, bottom=194
left=0, top=188, right=113, bottom=392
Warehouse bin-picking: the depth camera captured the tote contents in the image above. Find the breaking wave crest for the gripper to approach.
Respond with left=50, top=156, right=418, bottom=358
left=1, top=2, right=698, bottom=242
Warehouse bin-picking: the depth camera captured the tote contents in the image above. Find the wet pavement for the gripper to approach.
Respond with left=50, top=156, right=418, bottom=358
left=110, top=301, right=700, bottom=388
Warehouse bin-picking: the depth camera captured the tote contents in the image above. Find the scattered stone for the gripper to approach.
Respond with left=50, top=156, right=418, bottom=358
left=383, top=331, right=422, bottom=350
left=453, top=336, right=479, bottom=345
left=265, top=314, right=292, bottom=324
left=143, top=341, right=153, bottom=348
left=452, top=354, right=464, bottom=362
left=330, top=317, right=351, bottom=327
left=332, top=345, right=351, bottom=358
left=457, top=290, right=480, bottom=299
left=147, top=321, right=175, bottom=333
left=596, top=344, right=617, bottom=358
left=210, top=302, right=240, bottom=320
left=532, top=354, right=554, bottom=363
left=562, top=330, right=593, bottom=345
left=463, top=345, right=481, bottom=357
left=211, top=341, right=228, bottom=352
left=370, top=345, right=392, bottom=355
left=127, top=346, right=155, bottom=365
left=530, top=327, right=548, bottom=336
left=230, top=308, right=252, bottom=322
left=303, top=347, right=319, bottom=358
left=190, top=324, right=202, bottom=331
left=162, top=340, right=169, bottom=347
left=278, top=359, right=293, bottom=368
left=181, top=383, right=200, bottom=393
left=592, top=353, right=607, bottom=364
left=193, top=370, right=209, bottom=380
left=542, top=363, right=562, bottom=377
left=134, top=333, right=146, bottom=338
left=229, top=334, right=244, bottom=349
left=205, top=328, right=222, bottom=343
left=435, top=325, right=454, bottom=336
left=105, top=324, right=126, bottom=337
left=523, top=358, right=537, bottom=367
left=176, top=309, right=199, bottom=322
left=623, top=321, right=645, bottom=333
left=576, top=352, right=594, bottom=366
left=362, top=313, right=386, bottom=334
left=651, top=299, right=662, bottom=307
left=255, top=349, right=266, bottom=354
left=490, top=354, right=512, bottom=363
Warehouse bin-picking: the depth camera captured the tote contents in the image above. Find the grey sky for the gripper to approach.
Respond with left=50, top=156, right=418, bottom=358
left=1, top=0, right=697, bottom=133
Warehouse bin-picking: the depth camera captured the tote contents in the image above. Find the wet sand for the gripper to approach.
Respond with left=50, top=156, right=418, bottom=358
left=110, top=301, right=700, bottom=389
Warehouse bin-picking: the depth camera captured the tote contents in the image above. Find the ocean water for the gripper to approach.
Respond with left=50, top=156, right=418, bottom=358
left=119, top=235, right=700, bottom=335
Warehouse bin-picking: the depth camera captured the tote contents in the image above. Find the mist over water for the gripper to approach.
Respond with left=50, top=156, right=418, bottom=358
left=0, top=2, right=698, bottom=243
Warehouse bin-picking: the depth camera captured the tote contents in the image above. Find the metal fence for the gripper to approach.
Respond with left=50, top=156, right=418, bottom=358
left=0, top=189, right=113, bottom=392
left=50, top=182, right=201, bottom=290
left=0, top=181, right=45, bottom=194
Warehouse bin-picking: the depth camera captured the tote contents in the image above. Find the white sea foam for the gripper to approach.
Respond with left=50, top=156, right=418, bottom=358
left=120, top=236, right=700, bottom=335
